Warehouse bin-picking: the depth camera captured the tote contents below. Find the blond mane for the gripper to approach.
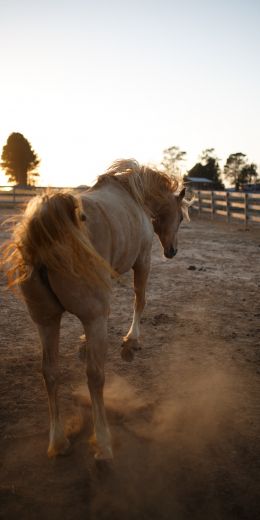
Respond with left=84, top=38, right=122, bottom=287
left=95, top=159, right=181, bottom=211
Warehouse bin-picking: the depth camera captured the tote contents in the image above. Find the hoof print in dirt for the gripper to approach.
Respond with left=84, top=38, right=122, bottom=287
left=78, top=343, right=87, bottom=362
left=151, top=313, right=174, bottom=326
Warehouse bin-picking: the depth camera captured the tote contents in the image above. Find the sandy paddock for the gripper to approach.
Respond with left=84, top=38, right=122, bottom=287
left=0, top=208, right=259, bottom=520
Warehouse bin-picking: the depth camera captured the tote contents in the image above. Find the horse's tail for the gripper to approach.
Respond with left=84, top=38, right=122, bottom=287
left=1, top=191, right=114, bottom=289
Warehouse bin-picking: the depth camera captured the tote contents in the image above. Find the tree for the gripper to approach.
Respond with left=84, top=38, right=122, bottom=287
left=223, top=153, right=247, bottom=190
left=186, top=148, right=224, bottom=189
left=1, top=132, right=40, bottom=186
left=162, top=146, right=186, bottom=176
left=238, top=163, right=258, bottom=186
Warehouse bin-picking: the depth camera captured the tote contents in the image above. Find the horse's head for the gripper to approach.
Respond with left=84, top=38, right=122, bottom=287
left=152, top=188, right=187, bottom=259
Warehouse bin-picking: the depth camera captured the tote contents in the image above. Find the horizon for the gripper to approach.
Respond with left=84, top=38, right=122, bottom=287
left=0, top=0, right=259, bottom=187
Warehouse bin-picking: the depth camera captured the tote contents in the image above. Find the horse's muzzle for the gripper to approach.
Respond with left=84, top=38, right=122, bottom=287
left=164, top=247, right=178, bottom=259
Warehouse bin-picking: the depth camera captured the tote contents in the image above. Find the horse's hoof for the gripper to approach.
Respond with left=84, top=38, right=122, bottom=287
left=94, top=451, right=114, bottom=461
left=121, top=346, right=135, bottom=362
left=121, top=338, right=141, bottom=362
left=47, top=437, right=71, bottom=458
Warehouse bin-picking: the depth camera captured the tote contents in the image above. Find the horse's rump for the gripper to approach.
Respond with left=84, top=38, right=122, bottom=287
left=1, top=191, right=113, bottom=289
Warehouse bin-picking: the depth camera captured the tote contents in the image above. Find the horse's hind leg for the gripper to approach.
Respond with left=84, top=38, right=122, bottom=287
left=38, top=319, right=70, bottom=457
left=83, top=316, right=113, bottom=460
left=46, top=273, right=112, bottom=460
left=20, top=270, right=69, bottom=457
left=122, top=256, right=150, bottom=361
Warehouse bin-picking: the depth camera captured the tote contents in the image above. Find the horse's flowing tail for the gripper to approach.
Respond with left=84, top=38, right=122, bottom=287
left=1, top=191, right=113, bottom=288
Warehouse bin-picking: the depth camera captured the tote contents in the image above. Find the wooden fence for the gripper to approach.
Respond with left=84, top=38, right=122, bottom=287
left=193, top=190, right=260, bottom=227
left=1, top=186, right=260, bottom=228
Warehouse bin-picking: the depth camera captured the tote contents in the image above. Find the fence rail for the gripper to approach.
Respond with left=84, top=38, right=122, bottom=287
left=193, top=190, right=260, bottom=227
left=0, top=185, right=84, bottom=208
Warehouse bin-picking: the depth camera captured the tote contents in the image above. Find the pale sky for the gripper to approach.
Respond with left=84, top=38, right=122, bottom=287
left=0, top=0, right=259, bottom=186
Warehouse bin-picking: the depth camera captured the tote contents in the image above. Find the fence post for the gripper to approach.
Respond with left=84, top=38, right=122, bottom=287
left=198, top=191, right=201, bottom=216
left=226, top=192, right=230, bottom=223
left=244, top=192, right=249, bottom=229
left=211, top=191, right=215, bottom=220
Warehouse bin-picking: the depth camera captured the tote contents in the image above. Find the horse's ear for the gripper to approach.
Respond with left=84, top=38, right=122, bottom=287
left=179, top=188, right=186, bottom=200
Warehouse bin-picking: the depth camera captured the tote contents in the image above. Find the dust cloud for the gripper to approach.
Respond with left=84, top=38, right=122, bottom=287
left=71, top=357, right=259, bottom=520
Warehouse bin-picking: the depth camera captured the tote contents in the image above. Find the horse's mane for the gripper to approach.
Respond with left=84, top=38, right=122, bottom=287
left=95, top=159, right=182, bottom=210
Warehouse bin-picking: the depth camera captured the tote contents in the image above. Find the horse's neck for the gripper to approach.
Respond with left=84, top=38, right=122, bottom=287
left=142, top=193, right=161, bottom=218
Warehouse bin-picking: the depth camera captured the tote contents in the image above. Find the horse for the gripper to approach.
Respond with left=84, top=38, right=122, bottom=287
left=2, top=159, right=191, bottom=461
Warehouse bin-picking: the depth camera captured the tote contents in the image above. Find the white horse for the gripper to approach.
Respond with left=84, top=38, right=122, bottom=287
left=3, top=159, right=190, bottom=461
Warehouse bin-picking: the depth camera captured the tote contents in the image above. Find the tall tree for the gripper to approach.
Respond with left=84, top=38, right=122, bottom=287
left=187, top=148, right=224, bottom=189
left=1, top=132, right=40, bottom=186
left=162, top=146, right=186, bottom=176
left=223, top=153, right=246, bottom=190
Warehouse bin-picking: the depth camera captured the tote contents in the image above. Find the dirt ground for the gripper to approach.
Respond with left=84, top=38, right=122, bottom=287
left=0, top=209, right=260, bottom=520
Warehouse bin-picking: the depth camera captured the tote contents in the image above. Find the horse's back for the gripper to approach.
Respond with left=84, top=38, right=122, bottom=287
left=81, top=183, right=153, bottom=273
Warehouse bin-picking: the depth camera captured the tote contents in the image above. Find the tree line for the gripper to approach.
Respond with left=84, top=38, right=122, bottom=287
left=162, top=146, right=259, bottom=190
left=0, top=133, right=259, bottom=190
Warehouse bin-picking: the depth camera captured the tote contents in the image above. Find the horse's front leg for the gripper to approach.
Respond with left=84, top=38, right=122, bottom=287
left=84, top=316, right=113, bottom=460
left=122, top=257, right=150, bottom=361
left=38, top=320, right=70, bottom=458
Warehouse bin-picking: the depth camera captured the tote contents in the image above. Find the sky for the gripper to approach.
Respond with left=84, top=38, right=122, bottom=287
left=0, top=0, right=259, bottom=186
